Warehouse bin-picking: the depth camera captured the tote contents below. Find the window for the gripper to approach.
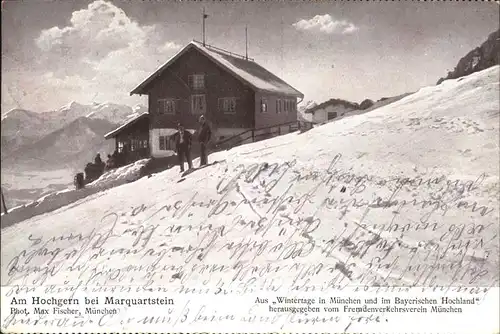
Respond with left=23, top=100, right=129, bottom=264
left=188, top=74, right=205, bottom=90
left=118, top=141, right=124, bottom=153
left=158, top=99, right=176, bottom=114
left=281, top=99, right=295, bottom=113
left=218, top=97, right=237, bottom=114
left=159, top=136, right=166, bottom=150
left=130, top=139, right=146, bottom=152
left=327, top=112, right=338, bottom=120
left=159, top=135, right=175, bottom=151
left=191, top=94, right=206, bottom=114
left=261, top=98, right=267, bottom=113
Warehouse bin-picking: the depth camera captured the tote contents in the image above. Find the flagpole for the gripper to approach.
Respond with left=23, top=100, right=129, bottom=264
left=245, top=25, right=248, bottom=60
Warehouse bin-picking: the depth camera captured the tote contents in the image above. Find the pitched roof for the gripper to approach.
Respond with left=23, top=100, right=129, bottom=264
left=104, top=112, right=149, bottom=139
left=130, top=41, right=304, bottom=98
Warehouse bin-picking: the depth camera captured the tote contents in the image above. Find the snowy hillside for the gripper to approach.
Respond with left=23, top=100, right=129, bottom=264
left=1, top=159, right=149, bottom=229
left=1, top=67, right=499, bottom=332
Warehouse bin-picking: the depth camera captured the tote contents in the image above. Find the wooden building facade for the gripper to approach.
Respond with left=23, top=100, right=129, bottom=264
left=104, top=113, right=150, bottom=165
left=130, top=41, right=304, bottom=158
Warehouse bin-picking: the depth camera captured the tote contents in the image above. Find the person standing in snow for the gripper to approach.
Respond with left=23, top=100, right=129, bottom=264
left=94, top=153, right=103, bottom=166
left=197, top=115, right=212, bottom=166
left=173, top=123, right=193, bottom=172
left=105, top=154, right=115, bottom=171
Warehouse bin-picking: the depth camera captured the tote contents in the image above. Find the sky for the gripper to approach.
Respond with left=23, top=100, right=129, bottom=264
left=1, top=0, right=498, bottom=112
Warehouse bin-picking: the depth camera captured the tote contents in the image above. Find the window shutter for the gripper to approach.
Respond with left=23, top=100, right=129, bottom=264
left=201, top=95, right=206, bottom=112
left=201, top=74, right=206, bottom=89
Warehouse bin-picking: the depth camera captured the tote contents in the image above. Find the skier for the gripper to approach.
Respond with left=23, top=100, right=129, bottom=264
left=173, top=123, right=193, bottom=172
left=197, top=115, right=212, bottom=166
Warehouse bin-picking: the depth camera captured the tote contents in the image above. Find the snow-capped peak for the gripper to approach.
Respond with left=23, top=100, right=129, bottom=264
left=85, top=103, right=136, bottom=123
left=1, top=108, right=39, bottom=122
left=60, top=100, right=83, bottom=111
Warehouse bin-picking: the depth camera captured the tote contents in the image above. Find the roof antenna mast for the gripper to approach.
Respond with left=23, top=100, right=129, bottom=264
left=245, top=25, right=248, bottom=60
left=202, top=7, right=208, bottom=46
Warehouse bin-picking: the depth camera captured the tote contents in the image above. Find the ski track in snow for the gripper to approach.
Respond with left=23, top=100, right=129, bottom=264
left=1, top=67, right=499, bottom=308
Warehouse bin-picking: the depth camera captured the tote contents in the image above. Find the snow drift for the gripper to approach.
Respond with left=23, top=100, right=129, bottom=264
left=1, top=67, right=499, bottom=332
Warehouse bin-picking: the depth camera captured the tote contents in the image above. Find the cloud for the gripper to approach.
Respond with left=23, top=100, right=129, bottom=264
left=293, top=14, right=359, bottom=35
left=25, top=0, right=182, bottom=110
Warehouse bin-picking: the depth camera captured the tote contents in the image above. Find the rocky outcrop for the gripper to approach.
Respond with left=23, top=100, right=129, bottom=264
left=359, top=99, right=374, bottom=110
left=437, top=29, right=499, bottom=84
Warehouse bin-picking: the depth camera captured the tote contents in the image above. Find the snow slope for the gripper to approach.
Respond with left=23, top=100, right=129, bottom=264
left=0, top=159, right=149, bottom=229
left=1, top=67, right=499, bottom=332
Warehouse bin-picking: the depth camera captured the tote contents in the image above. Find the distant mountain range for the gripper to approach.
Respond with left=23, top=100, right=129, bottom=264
left=1, top=102, right=147, bottom=171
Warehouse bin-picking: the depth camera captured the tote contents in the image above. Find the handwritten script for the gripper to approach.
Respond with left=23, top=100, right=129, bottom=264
left=2, top=153, right=499, bottom=330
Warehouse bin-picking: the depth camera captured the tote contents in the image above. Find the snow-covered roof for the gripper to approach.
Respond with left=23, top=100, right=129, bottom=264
left=305, top=98, right=360, bottom=114
left=104, top=112, right=149, bottom=139
left=130, top=41, right=304, bottom=98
